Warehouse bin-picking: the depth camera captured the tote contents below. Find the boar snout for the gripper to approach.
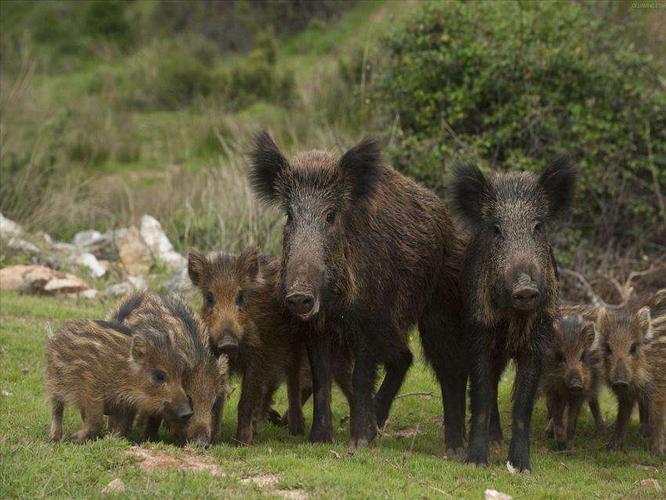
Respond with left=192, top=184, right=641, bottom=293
left=611, top=362, right=630, bottom=390
left=187, top=427, right=211, bottom=448
left=168, top=394, right=193, bottom=419
left=511, top=273, right=540, bottom=311
left=286, top=291, right=318, bottom=319
left=216, top=330, right=239, bottom=356
left=565, top=372, right=584, bottom=392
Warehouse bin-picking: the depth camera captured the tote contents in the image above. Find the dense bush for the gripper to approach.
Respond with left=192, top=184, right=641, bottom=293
left=368, top=1, right=665, bottom=257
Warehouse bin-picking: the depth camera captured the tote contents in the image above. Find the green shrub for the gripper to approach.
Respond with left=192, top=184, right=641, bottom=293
left=368, top=0, right=665, bottom=255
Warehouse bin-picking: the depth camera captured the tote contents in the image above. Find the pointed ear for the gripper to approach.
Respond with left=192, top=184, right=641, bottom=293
left=449, top=163, right=494, bottom=227
left=130, top=334, right=147, bottom=362
left=238, top=246, right=259, bottom=281
left=636, top=306, right=651, bottom=340
left=538, top=156, right=577, bottom=220
left=596, top=307, right=610, bottom=333
left=339, top=138, right=383, bottom=201
left=581, top=321, right=596, bottom=350
left=188, top=249, right=209, bottom=288
left=248, top=131, right=289, bottom=204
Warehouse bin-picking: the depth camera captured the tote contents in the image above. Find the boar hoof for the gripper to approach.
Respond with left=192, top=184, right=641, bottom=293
left=288, top=418, right=305, bottom=436
left=638, top=423, right=650, bottom=438
left=506, top=460, right=531, bottom=474
left=465, top=448, right=489, bottom=467
left=444, top=447, right=465, bottom=459
left=309, top=428, right=334, bottom=444
left=68, top=430, right=94, bottom=444
left=348, top=436, right=369, bottom=452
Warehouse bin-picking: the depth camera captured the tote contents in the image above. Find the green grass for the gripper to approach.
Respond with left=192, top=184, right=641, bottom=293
left=1, top=291, right=663, bottom=498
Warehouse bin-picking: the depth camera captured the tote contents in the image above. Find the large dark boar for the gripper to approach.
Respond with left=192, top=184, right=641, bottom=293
left=46, top=319, right=191, bottom=443
left=249, top=133, right=466, bottom=451
left=452, top=159, right=577, bottom=472
left=542, top=315, right=603, bottom=450
left=597, top=306, right=665, bottom=454
left=109, top=292, right=228, bottom=446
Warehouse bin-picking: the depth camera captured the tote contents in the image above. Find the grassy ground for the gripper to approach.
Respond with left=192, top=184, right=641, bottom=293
left=0, top=291, right=663, bottom=498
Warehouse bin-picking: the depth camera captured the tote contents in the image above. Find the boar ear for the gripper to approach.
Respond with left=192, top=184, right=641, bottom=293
left=450, top=163, right=494, bottom=227
left=636, top=306, right=651, bottom=340
left=339, top=137, right=383, bottom=201
left=248, top=131, right=289, bottom=204
left=238, top=246, right=260, bottom=281
left=581, top=321, right=596, bottom=349
left=538, top=156, right=577, bottom=220
left=130, top=334, right=147, bottom=362
left=188, top=249, right=208, bottom=288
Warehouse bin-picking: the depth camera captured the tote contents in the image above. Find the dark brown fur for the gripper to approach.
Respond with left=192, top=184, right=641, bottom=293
left=597, top=306, right=665, bottom=454
left=45, top=319, right=190, bottom=443
left=453, top=158, right=577, bottom=471
left=541, top=315, right=603, bottom=450
left=249, top=133, right=466, bottom=451
left=108, top=292, right=228, bottom=446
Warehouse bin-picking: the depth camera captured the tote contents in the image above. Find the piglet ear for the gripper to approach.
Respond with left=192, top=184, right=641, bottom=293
left=596, top=307, right=610, bottom=333
left=538, top=156, right=577, bottom=220
left=636, top=306, right=651, bottom=340
left=130, top=334, right=147, bottom=362
left=238, top=246, right=260, bottom=281
left=339, top=137, right=383, bottom=201
left=188, top=249, right=208, bottom=288
left=449, top=163, right=494, bottom=227
left=248, top=131, right=289, bottom=204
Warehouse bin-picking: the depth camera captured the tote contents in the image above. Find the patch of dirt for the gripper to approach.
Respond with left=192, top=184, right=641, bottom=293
left=125, top=446, right=223, bottom=476
left=241, top=474, right=308, bottom=499
left=384, top=425, right=420, bottom=438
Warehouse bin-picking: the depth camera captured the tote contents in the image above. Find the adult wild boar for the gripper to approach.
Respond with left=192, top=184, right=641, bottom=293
left=249, top=132, right=466, bottom=451
left=452, top=158, right=577, bottom=472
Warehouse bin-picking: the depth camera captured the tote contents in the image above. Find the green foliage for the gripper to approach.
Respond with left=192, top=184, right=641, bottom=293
left=83, top=0, right=133, bottom=46
left=369, top=0, right=665, bottom=255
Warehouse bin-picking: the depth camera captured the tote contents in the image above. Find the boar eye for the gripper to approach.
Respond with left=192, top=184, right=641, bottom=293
left=555, top=351, right=564, bottom=363
left=533, top=220, right=544, bottom=234
left=152, top=370, right=167, bottom=384
left=205, top=291, right=215, bottom=307
left=580, top=351, right=586, bottom=362
left=604, top=343, right=612, bottom=355
left=326, top=210, right=336, bottom=224
left=235, top=292, right=244, bottom=306
left=629, top=342, right=638, bottom=355
left=286, top=209, right=293, bottom=224
left=492, top=224, right=503, bottom=239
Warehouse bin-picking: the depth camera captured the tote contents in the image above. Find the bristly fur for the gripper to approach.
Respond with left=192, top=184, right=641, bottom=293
left=537, top=156, right=577, bottom=220
left=248, top=131, right=291, bottom=204
left=338, top=137, right=383, bottom=201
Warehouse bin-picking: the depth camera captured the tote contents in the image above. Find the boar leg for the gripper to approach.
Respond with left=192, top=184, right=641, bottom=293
left=70, top=400, right=104, bottom=443
left=49, top=398, right=64, bottom=442
left=606, top=392, right=634, bottom=450
left=419, top=308, right=468, bottom=453
left=565, top=397, right=584, bottom=450
left=306, top=335, right=334, bottom=443
left=236, top=367, right=264, bottom=445
left=332, top=349, right=354, bottom=410
left=506, top=350, right=542, bottom=472
left=638, top=397, right=650, bottom=438
left=349, top=336, right=379, bottom=449
left=143, top=415, right=162, bottom=442
left=588, top=397, right=604, bottom=432
left=286, top=358, right=305, bottom=436
left=375, top=347, right=412, bottom=431
left=489, top=362, right=506, bottom=445
left=467, top=339, right=495, bottom=466
left=211, top=394, right=224, bottom=444
left=547, top=394, right=566, bottom=449
left=650, top=400, right=664, bottom=456
left=109, top=410, right=135, bottom=438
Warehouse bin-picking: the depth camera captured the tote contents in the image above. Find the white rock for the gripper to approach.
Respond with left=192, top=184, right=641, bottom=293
left=117, top=227, right=151, bottom=276
left=140, top=215, right=186, bottom=270
left=0, top=265, right=91, bottom=295
left=485, top=489, right=513, bottom=500
left=128, top=275, right=148, bottom=291
left=44, top=276, right=90, bottom=294
left=73, top=229, right=111, bottom=255
left=75, top=252, right=107, bottom=278
left=101, top=478, right=126, bottom=495
left=107, top=282, right=133, bottom=297
left=6, top=237, right=40, bottom=255
left=0, top=213, right=23, bottom=238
